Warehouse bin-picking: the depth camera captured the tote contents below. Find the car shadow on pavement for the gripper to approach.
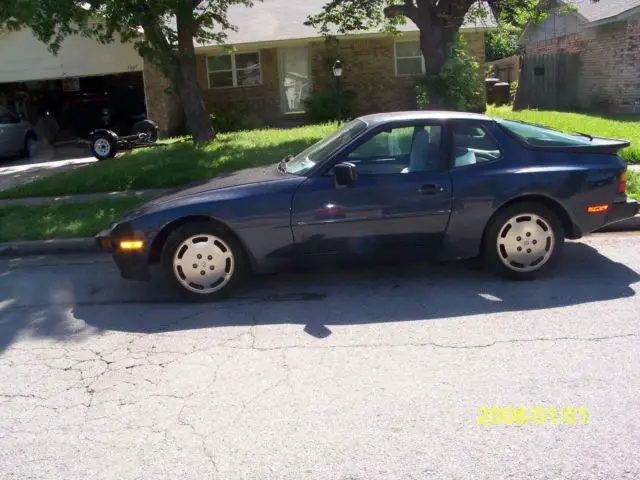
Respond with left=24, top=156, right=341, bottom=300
left=0, top=241, right=638, bottom=351
left=77, top=242, right=639, bottom=337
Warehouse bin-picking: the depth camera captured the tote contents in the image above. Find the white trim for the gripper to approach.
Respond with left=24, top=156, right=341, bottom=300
left=393, top=40, right=425, bottom=77
left=206, top=51, right=262, bottom=89
left=194, top=27, right=494, bottom=55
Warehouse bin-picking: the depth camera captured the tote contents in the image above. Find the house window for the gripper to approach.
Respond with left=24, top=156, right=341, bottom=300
left=207, top=52, right=261, bottom=88
left=394, top=41, right=425, bottom=76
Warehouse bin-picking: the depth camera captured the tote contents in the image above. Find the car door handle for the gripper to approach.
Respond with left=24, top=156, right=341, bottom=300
left=418, top=184, right=446, bottom=195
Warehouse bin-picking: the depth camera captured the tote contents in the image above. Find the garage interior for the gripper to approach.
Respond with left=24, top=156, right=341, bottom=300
left=0, top=71, right=146, bottom=144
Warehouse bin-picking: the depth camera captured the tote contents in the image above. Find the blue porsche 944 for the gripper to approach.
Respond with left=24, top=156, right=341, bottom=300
left=97, top=111, right=639, bottom=300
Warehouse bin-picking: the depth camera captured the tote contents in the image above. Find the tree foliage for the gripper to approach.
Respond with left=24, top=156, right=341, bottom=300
left=0, top=0, right=257, bottom=143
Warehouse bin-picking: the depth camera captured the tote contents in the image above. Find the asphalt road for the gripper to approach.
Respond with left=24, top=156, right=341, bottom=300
left=1, top=233, right=639, bottom=480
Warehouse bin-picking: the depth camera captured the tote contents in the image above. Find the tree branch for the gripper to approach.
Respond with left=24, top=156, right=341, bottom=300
left=383, top=0, right=418, bottom=22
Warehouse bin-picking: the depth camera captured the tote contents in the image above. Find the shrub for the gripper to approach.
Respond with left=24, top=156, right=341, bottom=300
left=208, top=110, right=263, bottom=133
left=303, top=89, right=356, bottom=123
left=414, top=34, right=483, bottom=112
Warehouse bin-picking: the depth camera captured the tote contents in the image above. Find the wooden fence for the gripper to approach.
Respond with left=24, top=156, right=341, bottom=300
left=514, top=53, right=581, bottom=111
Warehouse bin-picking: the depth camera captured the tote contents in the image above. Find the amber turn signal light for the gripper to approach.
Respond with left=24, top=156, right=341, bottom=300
left=120, top=240, right=144, bottom=250
left=586, top=205, right=609, bottom=213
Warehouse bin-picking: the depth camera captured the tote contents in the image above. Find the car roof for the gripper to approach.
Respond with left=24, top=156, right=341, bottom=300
left=358, top=111, right=493, bottom=125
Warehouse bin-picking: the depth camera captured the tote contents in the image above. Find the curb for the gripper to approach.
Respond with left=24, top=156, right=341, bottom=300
left=0, top=188, right=170, bottom=208
left=595, top=215, right=640, bottom=232
left=0, top=238, right=100, bottom=257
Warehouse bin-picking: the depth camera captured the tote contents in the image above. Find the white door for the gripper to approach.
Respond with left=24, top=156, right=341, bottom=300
left=279, top=47, right=310, bottom=114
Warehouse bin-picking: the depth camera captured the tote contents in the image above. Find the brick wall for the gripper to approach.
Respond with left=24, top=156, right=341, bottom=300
left=310, top=31, right=486, bottom=116
left=195, top=47, right=281, bottom=124
left=524, top=15, right=640, bottom=114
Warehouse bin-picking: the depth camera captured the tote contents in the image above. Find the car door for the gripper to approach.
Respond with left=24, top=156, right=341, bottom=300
left=0, top=106, right=25, bottom=155
left=291, top=121, right=452, bottom=258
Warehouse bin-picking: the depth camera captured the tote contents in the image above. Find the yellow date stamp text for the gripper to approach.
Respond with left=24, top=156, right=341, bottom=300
left=477, top=406, right=588, bottom=426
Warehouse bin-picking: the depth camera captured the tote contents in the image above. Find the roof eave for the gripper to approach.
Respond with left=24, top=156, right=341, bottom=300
left=585, top=4, right=640, bottom=28
left=194, top=24, right=496, bottom=52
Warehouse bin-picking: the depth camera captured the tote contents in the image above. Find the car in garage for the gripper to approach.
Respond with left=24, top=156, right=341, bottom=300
left=97, top=111, right=639, bottom=300
left=0, top=105, right=37, bottom=159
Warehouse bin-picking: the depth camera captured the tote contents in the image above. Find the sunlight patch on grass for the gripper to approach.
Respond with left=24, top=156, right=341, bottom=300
left=487, top=106, right=640, bottom=164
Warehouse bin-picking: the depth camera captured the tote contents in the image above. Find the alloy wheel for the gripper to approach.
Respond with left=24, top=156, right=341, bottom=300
left=496, top=213, right=555, bottom=273
left=172, top=234, right=235, bottom=294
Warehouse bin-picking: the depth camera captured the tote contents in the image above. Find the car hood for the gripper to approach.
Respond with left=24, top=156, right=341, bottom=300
left=129, top=163, right=289, bottom=214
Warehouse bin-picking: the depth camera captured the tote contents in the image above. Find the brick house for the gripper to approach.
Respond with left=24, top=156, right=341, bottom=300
left=146, top=0, right=495, bottom=136
left=519, top=0, right=640, bottom=114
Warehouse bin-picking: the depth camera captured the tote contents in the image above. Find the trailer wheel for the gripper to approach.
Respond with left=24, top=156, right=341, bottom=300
left=91, top=131, right=118, bottom=160
left=132, top=119, right=158, bottom=143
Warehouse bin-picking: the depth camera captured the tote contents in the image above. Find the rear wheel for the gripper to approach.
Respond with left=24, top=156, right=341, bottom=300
left=484, top=202, right=564, bottom=280
left=21, top=133, right=37, bottom=158
left=160, top=221, right=247, bottom=300
left=132, top=119, right=158, bottom=143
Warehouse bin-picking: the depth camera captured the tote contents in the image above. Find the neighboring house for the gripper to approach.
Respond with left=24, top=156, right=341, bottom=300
left=145, top=0, right=495, bottom=136
left=518, top=0, right=640, bottom=113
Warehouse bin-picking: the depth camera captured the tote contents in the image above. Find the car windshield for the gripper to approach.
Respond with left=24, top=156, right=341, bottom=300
left=496, top=118, right=594, bottom=147
left=285, top=119, right=368, bottom=175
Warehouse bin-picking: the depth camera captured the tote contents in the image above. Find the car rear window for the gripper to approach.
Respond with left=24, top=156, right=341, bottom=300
left=496, top=118, right=594, bottom=147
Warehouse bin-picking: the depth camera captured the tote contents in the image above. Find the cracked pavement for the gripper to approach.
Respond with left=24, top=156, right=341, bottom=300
left=1, top=233, right=639, bottom=479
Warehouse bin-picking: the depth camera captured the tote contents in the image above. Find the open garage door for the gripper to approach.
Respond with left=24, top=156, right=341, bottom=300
left=0, top=28, right=142, bottom=82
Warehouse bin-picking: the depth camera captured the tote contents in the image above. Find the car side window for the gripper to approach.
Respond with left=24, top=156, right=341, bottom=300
left=451, top=124, right=502, bottom=168
left=0, top=106, right=19, bottom=125
left=345, top=124, right=442, bottom=175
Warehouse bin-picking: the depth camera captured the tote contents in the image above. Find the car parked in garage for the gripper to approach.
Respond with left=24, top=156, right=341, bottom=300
left=97, top=111, right=639, bottom=300
left=0, top=105, right=37, bottom=159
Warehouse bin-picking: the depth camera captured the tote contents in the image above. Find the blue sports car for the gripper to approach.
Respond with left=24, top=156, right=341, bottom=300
left=97, top=111, right=639, bottom=300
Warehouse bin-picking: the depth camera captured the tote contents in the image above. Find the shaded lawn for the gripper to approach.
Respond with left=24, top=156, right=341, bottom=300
left=0, top=123, right=337, bottom=199
left=0, top=197, right=144, bottom=242
left=487, top=106, right=640, bottom=164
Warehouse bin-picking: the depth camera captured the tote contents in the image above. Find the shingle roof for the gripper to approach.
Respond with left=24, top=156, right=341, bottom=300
left=567, top=0, right=639, bottom=23
left=196, top=0, right=496, bottom=47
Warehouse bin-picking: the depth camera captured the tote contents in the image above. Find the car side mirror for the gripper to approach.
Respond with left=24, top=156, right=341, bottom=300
left=334, top=162, right=358, bottom=188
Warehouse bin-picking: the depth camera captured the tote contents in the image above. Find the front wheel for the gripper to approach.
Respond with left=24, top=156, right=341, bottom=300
left=160, top=222, right=248, bottom=300
left=484, top=203, right=565, bottom=280
left=90, top=132, right=118, bottom=160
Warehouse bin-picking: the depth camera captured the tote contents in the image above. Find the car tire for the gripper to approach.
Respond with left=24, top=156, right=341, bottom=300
left=160, top=221, right=248, bottom=301
left=132, top=119, right=158, bottom=143
left=483, top=202, right=565, bottom=280
left=21, top=133, right=37, bottom=158
left=90, top=131, right=118, bottom=160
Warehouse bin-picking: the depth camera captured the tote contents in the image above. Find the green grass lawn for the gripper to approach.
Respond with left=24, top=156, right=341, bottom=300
left=487, top=106, right=640, bottom=164
left=628, top=170, right=640, bottom=201
left=0, top=124, right=337, bottom=199
left=0, top=197, right=144, bottom=242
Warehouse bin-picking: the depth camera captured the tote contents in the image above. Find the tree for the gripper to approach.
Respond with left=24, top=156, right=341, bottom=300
left=306, top=0, right=598, bottom=107
left=0, top=0, right=255, bottom=143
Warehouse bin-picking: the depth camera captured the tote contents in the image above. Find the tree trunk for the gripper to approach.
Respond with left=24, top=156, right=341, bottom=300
left=175, top=3, right=214, bottom=143
left=176, top=58, right=214, bottom=143
left=415, top=9, right=459, bottom=109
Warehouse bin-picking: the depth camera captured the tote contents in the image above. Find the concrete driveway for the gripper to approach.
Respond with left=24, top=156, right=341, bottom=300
left=1, top=233, right=639, bottom=479
left=0, top=142, right=96, bottom=192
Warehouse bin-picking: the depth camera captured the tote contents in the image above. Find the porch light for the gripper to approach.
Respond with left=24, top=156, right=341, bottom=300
left=332, top=60, right=343, bottom=77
